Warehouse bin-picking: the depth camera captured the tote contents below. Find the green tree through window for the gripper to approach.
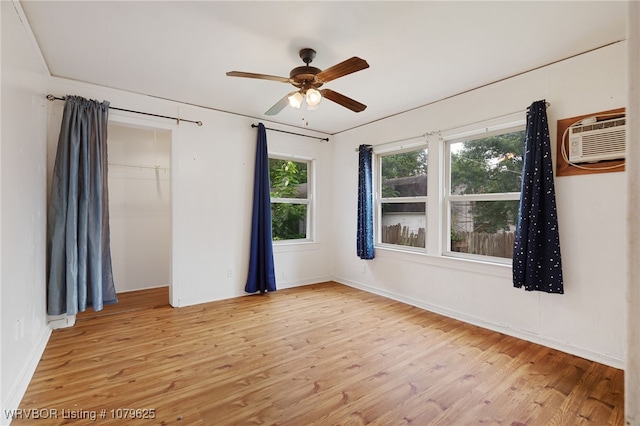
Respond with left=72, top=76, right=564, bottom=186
left=269, top=158, right=309, bottom=241
left=450, top=131, right=524, bottom=233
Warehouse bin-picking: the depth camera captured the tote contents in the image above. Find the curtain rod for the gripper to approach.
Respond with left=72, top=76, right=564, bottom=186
left=354, top=101, right=551, bottom=152
left=46, top=95, right=203, bottom=126
left=251, top=123, right=329, bottom=142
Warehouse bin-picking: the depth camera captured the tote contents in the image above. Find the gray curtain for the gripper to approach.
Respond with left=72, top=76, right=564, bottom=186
left=47, top=96, right=117, bottom=315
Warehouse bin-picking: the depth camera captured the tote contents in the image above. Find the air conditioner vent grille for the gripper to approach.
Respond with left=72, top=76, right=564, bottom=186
left=581, top=130, right=625, bottom=156
left=568, top=116, right=626, bottom=163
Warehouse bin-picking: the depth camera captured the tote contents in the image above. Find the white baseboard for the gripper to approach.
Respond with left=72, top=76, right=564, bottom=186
left=334, top=277, right=624, bottom=370
left=276, top=275, right=333, bottom=290
left=1, top=327, right=51, bottom=426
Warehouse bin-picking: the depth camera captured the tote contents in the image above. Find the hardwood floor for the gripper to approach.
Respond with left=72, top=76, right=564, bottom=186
left=13, top=282, right=623, bottom=425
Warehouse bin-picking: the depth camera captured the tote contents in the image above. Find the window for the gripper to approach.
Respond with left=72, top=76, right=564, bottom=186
left=373, top=118, right=525, bottom=264
left=376, top=146, right=428, bottom=250
left=445, top=126, right=525, bottom=261
left=269, top=156, right=312, bottom=242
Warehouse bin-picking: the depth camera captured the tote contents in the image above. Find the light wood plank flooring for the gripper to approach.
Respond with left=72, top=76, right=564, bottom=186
left=13, top=282, right=623, bottom=425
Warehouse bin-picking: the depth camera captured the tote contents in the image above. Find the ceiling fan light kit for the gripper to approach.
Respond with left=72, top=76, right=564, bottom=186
left=288, top=91, right=304, bottom=108
left=287, top=89, right=321, bottom=110
left=305, top=88, right=322, bottom=106
left=226, top=48, right=369, bottom=116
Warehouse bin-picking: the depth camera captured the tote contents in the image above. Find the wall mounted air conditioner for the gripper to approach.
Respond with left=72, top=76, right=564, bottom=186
left=568, top=116, right=626, bottom=163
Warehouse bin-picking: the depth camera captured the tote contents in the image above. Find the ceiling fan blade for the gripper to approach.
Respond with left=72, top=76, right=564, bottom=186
left=226, top=71, right=291, bottom=83
left=320, top=89, right=367, bottom=113
left=265, top=91, right=298, bottom=116
left=316, top=57, right=369, bottom=83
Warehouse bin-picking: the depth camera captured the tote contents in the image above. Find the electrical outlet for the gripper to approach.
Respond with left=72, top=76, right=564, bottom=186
left=15, top=318, right=25, bottom=339
left=227, top=269, right=232, bottom=278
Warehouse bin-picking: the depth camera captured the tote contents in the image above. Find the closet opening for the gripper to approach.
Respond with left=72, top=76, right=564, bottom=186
left=107, top=122, right=172, bottom=307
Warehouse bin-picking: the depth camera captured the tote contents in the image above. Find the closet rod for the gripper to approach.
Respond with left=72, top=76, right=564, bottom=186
left=251, top=123, right=329, bottom=142
left=109, top=162, right=170, bottom=171
left=46, top=95, right=203, bottom=126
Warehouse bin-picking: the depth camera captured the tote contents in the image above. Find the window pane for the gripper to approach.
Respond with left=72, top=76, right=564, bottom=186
left=381, top=202, right=426, bottom=248
left=271, top=203, right=307, bottom=241
left=450, top=200, right=519, bottom=258
left=269, top=159, right=308, bottom=199
left=381, top=148, right=427, bottom=197
left=450, top=130, right=525, bottom=195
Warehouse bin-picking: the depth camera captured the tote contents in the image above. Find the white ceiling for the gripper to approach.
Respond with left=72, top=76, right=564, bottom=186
left=19, top=1, right=627, bottom=135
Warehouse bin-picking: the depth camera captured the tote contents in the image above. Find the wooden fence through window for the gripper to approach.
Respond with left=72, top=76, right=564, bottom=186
left=382, top=224, right=426, bottom=248
left=382, top=225, right=515, bottom=259
left=453, top=231, right=515, bottom=259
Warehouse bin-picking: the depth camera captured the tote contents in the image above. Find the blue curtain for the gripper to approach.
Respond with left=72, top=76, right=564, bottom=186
left=357, top=144, right=375, bottom=259
left=513, top=100, right=563, bottom=293
left=47, top=96, right=118, bottom=315
left=245, top=123, right=276, bottom=293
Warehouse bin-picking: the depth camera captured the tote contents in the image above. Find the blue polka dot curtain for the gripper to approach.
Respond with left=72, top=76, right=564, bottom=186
left=357, top=144, right=375, bottom=260
left=513, top=100, right=564, bottom=294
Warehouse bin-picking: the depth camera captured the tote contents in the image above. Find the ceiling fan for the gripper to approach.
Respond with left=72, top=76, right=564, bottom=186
left=226, top=48, right=369, bottom=116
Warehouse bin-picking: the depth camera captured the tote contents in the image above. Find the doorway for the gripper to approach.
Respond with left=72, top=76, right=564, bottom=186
left=107, top=123, right=172, bottom=299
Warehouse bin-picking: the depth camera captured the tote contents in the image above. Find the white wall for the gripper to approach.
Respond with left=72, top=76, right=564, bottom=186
left=45, top=76, right=335, bottom=309
left=0, top=1, right=51, bottom=421
left=108, top=124, right=171, bottom=293
left=331, top=42, right=628, bottom=368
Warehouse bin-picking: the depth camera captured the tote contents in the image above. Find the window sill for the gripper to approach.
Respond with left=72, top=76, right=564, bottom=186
left=373, top=245, right=512, bottom=279
left=273, top=240, right=320, bottom=253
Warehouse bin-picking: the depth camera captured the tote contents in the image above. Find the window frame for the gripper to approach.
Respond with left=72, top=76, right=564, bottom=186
left=374, top=141, right=429, bottom=253
left=268, top=153, right=315, bottom=244
left=371, top=117, right=527, bottom=266
left=442, top=121, right=526, bottom=264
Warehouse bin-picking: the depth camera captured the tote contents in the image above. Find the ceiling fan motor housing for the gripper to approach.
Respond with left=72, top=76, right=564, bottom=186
left=290, top=48, right=322, bottom=90
left=290, top=66, right=322, bottom=90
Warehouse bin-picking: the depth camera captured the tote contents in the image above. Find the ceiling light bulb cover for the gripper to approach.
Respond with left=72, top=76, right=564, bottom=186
left=288, top=92, right=303, bottom=108
left=306, top=88, right=322, bottom=106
